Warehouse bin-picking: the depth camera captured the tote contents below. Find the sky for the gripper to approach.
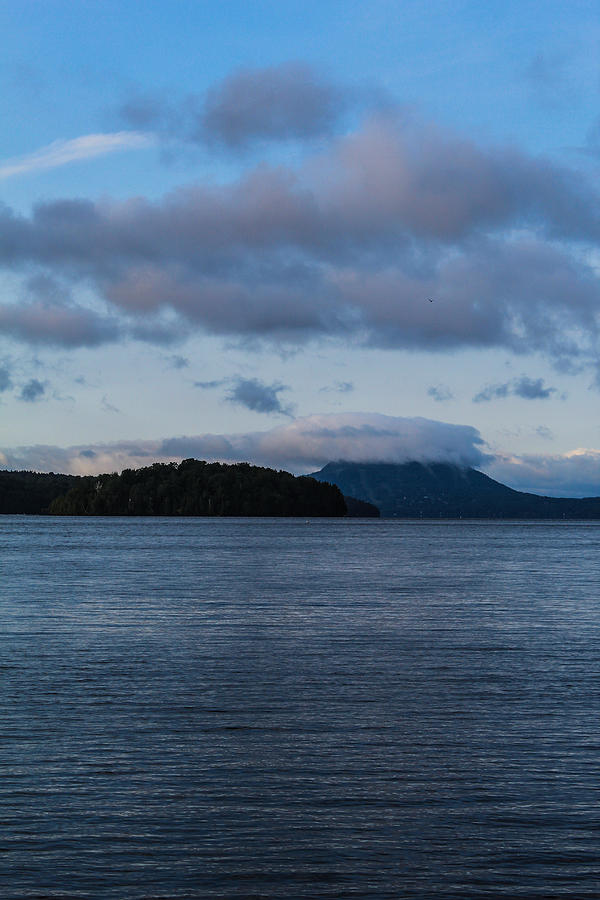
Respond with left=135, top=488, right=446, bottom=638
left=1, top=0, right=600, bottom=496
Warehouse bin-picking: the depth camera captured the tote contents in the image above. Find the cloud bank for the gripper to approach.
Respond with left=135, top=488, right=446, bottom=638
left=2, top=411, right=598, bottom=497
left=1, top=64, right=599, bottom=383
left=0, top=412, right=486, bottom=474
left=487, top=449, right=600, bottom=498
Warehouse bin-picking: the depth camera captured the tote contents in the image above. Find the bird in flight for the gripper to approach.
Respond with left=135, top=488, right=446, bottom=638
left=427, top=297, right=434, bottom=303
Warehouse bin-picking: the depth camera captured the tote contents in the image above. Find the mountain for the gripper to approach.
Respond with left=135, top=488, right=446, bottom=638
left=311, top=461, right=600, bottom=519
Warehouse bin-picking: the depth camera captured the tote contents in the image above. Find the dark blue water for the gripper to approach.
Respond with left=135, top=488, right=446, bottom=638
left=1, top=517, right=600, bottom=899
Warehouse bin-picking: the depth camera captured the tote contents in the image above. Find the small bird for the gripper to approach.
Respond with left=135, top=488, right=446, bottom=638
left=427, top=297, right=434, bottom=303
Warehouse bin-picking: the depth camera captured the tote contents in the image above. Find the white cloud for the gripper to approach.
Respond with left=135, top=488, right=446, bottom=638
left=487, top=448, right=600, bottom=497
left=3, top=414, right=599, bottom=498
left=1, top=413, right=487, bottom=475
left=0, top=132, right=155, bottom=180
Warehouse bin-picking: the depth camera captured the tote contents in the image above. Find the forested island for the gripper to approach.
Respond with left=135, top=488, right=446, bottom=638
left=0, top=460, right=350, bottom=517
left=0, top=470, right=79, bottom=515
left=6, top=457, right=598, bottom=519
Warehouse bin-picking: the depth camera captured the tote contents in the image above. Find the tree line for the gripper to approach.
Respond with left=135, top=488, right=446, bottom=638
left=42, top=459, right=348, bottom=517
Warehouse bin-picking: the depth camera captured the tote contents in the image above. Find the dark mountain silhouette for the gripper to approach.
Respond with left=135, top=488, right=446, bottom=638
left=311, top=461, right=600, bottom=518
left=47, top=460, right=348, bottom=517
left=0, top=470, right=79, bottom=514
left=0, top=460, right=348, bottom=517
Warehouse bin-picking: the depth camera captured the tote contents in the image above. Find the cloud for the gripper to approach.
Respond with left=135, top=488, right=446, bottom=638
left=473, top=375, right=557, bottom=402
left=226, top=376, right=293, bottom=415
left=4, top=412, right=599, bottom=498
left=166, top=354, right=189, bottom=370
left=101, top=395, right=120, bottom=414
left=536, top=425, right=554, bottom=440
left=120, top=62, right=350, bottom=150
left=194, top=378, right=227, bottom=389
left=1, top=412, right=488, bottom=475
left=0, top=365, right=12, bottom=392
left=522, top=50, right=575, bottom=108
left=473, top=383, right=510, bottom=403
left=19, top=378, right=45, bottom=402
left=319, top=380, right=354, bottom=394
left=0, top=104, right=599, bottom=367
left=428, top=384, right=454, bottom=402
left=0, top=299, right=120, bottom=348
left=487, top=449, right=600, bottom=498
left=512, top=375, right=557, bottom=399
left=201, top=62, right=348, bottom=148
left=0, top=132, right=155, bottom=180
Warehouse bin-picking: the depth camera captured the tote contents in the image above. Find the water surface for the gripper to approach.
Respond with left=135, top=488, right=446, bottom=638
left=2, top=517, right=599, bottom=898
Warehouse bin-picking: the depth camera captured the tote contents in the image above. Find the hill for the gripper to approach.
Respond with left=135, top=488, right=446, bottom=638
left=0, top=470, right=80, bottom=514
left=44, top=459, right=347, bottom=517
left=311, top=461, right=600, bottom=519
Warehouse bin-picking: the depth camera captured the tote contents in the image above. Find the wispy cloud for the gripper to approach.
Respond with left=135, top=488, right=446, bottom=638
left=473, top=375, right=557, bottom=403
left=0, top=131, right=155, bottom=180
left=428, top=384, right=454, bottom=402
left=319, top=381, right=354, bottom=394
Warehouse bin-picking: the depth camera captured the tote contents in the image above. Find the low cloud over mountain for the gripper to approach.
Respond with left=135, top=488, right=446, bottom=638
left=2, top=412, right=598, bottom=497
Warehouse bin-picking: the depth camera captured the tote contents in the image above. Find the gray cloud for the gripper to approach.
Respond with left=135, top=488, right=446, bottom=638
left=101, top=395, right=120, bottom=414
left=1, top=413, right=487, bottom=475
left=319, top=380, right=354, bottom=394
left=120, top=62, right=349, bottom=150
left=4, top=412, right=598, bottom=498
left=474, top=375, right=557, bottom=403
left=194, top=378, right=227, bottom=389
left=166, top=354, right=189, bottom=370
left=1, top=106, right=600, bottom=367
left=0, top=299, right=120, bottom=348
left=512, top=375, right=557, bottom=399
left=19, top=378, right=45, bottom=402
left=427, top=384, right=454, bottom=402
left=226, top=377, right=293, bottom=416
left=201, top=62, right=348, bottom=148
left=487, top=450, right=600, bottom=498
left=157, top=413, right=489, bottom=472
left=536, top=425, right=554, bottom=440
left=0, top=365, right=12, bottom=392
left=473, top=383, right=510, bottom=403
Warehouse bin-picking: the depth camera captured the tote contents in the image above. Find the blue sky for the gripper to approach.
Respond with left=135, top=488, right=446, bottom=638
left=1, top=0, right=600, bottom=495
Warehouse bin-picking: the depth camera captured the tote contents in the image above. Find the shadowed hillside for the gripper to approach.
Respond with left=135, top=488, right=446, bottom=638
left=0, top=470, right=79, bottom=514
left=312, top=461, right=600, bottom=518
left=47, top=459, right=347, bottom=517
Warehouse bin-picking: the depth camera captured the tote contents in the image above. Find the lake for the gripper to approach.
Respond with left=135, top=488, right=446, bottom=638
left=2, top=516, right=600, bottom=898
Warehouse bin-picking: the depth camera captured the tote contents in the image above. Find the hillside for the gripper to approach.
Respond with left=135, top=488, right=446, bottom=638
left=311, top=461, right=600, bottom=519
left=46, top=459, right=347, bottom=517
left=0, top=470, right=80, bottom=514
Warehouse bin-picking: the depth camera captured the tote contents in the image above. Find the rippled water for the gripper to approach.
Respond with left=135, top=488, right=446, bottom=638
left=2, top=516, right=600, bottom=899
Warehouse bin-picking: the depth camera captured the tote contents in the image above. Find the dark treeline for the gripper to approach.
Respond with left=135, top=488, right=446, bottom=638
left=46, top=459, right=347, bottom=517
left=0, top=470, right=79, bottom=514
